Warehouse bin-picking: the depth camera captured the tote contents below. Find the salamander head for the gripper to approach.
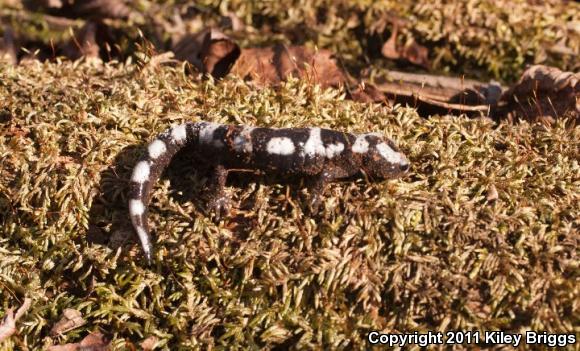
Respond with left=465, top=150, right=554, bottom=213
left=352, top=133, right=410, bottom=179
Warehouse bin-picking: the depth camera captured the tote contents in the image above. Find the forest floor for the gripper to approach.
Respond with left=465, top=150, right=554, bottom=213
left=0, top=1, right=578, bottom=350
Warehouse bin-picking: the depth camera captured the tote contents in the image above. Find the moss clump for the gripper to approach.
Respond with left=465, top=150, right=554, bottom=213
left=0, top=59, right=578, bottom=349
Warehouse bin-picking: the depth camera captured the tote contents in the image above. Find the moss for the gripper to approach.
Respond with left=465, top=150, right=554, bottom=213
left=0, top=59, right=578, bottom=349
left=1, top=0, right=578, bottom=82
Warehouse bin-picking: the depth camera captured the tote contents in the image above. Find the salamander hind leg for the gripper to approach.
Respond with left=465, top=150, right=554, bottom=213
left=206, top=164, right=231, bottom=221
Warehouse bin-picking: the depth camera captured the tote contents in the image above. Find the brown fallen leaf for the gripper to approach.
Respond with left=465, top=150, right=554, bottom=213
left=174, top=29, right=346, bottom=89
left=381, top=23, right=430, bottom=69
left=48, top=331, right=110, bottom=351
left=400, top=38, right=430, bottom=70
left=347, top=82, right=389, bottom=104
left=175, top=27, right=519, bottom=115
left=231, top=44, right=346, bottom=88
left=173, top=28, right=241, bottom=79
left=50, top=309, right=87, bottom=336
left=0, top=298, right=32, bottom=343
left=380, top=23, right=399, bottom=61
left=496, top=65, right=579, bottom=123
left=140, top=336, right=158, bottom=350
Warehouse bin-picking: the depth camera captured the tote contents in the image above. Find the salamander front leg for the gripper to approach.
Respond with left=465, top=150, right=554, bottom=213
left=306, top=171, right=333, bottom=214
left=206, top=164, right=230, bottom=221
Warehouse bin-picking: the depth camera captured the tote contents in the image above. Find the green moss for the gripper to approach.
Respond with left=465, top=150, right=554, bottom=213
left=0, top=59, right=578, bottom=349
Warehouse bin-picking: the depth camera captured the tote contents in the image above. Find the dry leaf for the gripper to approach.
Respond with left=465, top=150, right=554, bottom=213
left=231, top=44, right=346, bottom=88
left=173, top=28, right=241, bottom=79
left=173, top=29, right=346, bottom=88
left=140, top=336, right=158, bottom=351
left=381, top=24, right=430, bottom=69
left=497, top=65, right=579, bottom=123
left=401, top=38, right=430, bottom=69
left=48, top=331, right=110, bottom=351
left=348, top=83, right=388, bottom=104
left=0, top=298, right=32, bottom=343
left=50, top=309, right=86, bottom=336
left=380, top=24, right=400, bottom=60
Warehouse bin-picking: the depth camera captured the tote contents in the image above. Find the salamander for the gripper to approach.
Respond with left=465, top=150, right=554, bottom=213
left=129, top=121, right=410, bottom=263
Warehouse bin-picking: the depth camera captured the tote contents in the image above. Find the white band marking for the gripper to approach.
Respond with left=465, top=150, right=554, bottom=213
left=171, top=124, right=187, bottom=143
left=129, top=199, right=145, bottom=216
left=267, top=137, right=295, bottom=155
left=325, top=142, right=345, bottom=159
left=303, top=128, right=326, bottom=157
left=148, top=139, right=167, bottom=159
left=352, top=135, right=369, bottom=153
left=131, top=161, right=150, bottom=183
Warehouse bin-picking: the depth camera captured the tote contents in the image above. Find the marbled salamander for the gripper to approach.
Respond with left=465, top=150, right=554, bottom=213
left=129, top=121, right=410, bottom=262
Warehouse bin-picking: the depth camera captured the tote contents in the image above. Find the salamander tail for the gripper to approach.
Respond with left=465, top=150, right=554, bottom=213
left=128, top=122, right=196, bottom=263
